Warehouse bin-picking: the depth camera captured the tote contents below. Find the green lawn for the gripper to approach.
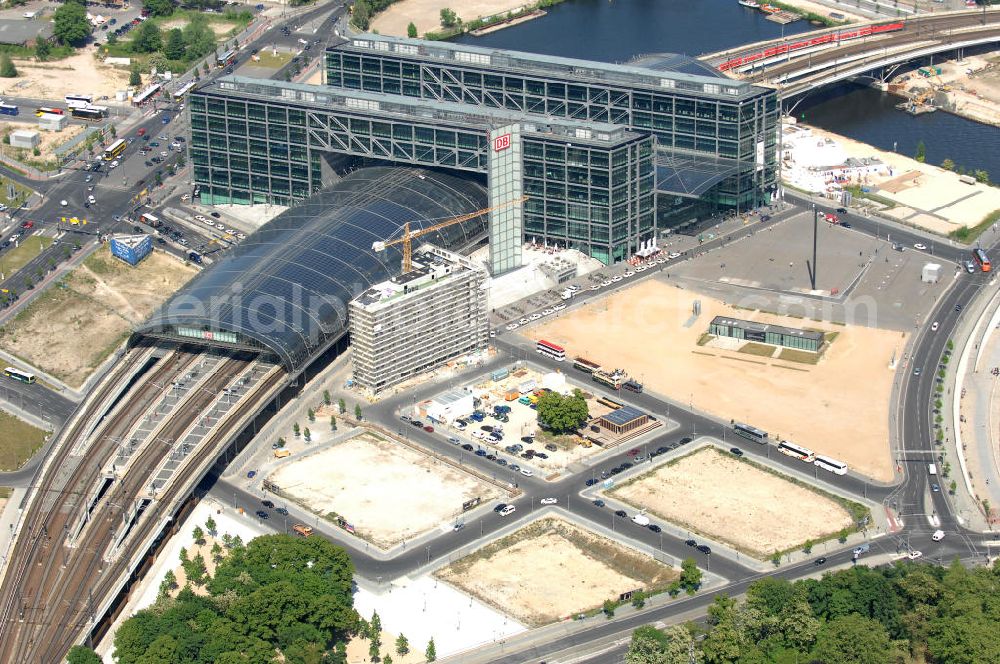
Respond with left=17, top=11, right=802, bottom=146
left=254, top=50, right=293, bottom=69
left=0, top=178, right=32, bottom=207
left=0, top=236, right=52, bottom=278
left=739, top=342, right=777, bottom=357
left=0, top=486, right=10, bottom=499
left=0, top=410, right=48, bottom=471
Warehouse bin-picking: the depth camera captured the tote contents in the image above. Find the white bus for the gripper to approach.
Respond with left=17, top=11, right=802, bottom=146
left=65, top=94, right=94, bottom=109
left=777, top=441, right=816, bottom=462
left=733, top=422, right=768, bottom=444
left=3, top=366, right=35, bottom=383
left=814, top=455, right=848, bottom=475
left=536, top=339, right=566, bottom=361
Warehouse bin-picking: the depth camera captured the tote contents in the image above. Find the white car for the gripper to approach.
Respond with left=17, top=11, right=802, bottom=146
left=540, top=497, right=558, bottom=505
left=60, top=199, right=68, bottom=206
left=216, top=223, right=225, bottom=230
left=519, top=318, right=529, bottom=325
left=519, top=467, right=533, bottom=477
left=195, top=215, right=207, bottom=221
left=668, top=252, right=681, bottom=259
left=567, top=284, right=580, bottom=291
left=471, top=430, right=485, bottom=439
left=612, top=275, right=623, bottom=282
left=931, top=529, right=945, bottom=542
left=499, top=505, right=516, bottom=517
left=226, top=228, right=237, bottom=235
left=931, top=321, right=939, bottom=332
left=907, top=550, right=923, bottom=560
left=590, top=284, right=601, bottom=291
left=553, top=304, right=566, bottom=311
left=913, top=243, right=927, bottom=251
left=489, top=330, right=496, bottom=337
left=237, top=233, right=247, bottom=240
left=529, top=313, right=542, bottom=321
left=542, top=308, right=554, bottom=316
left=505, top=323, right=518, bottom=331
left=160, top=151, right=168, bottom=157
left=601, top=280, right=612, bottom=287
left=624, top=271, right=634, bottom=277
left=635, top=265, right=646, bottom=272
left=203, top=218, right=215, bottom=226
left=657, top=257, right=667, bottom=264
left=109, top=160, right=119, bottom=169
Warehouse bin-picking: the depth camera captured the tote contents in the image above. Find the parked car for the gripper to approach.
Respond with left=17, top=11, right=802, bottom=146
left=697, top=545, right=712, bottom=555
left=540, top=498, right=557, bottom=505
left=255, top=510, right=268, bottom=519
left=262, top=500, right=274, bottom=508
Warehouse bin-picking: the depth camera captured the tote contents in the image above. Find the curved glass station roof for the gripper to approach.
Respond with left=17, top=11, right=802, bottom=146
left=135, top=167, right=488, bottom=371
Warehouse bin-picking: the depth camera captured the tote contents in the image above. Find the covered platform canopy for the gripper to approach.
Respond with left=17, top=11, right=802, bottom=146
left=134, top=166, right=488, bottom=372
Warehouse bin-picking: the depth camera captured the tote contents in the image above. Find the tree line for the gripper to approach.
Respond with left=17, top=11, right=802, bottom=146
left=626, top=559, right=1000, bottom=663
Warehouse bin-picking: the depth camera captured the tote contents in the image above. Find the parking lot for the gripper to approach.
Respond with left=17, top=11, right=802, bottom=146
left=409, top=368, right=624, bottom=478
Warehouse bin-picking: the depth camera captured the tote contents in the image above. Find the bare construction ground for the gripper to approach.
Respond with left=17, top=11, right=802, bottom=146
left=435, top=516, right=676, bottom=626
left=372, top=0, right=527, bottom=36
left=269, top=431, right=502, bottom=549
left=0, top=247, right=196, bottom=388
left=610, top=447, right=854, bottom=558
left=4, top=51, right=130, bottom=100
left=531, top=279, right=900, bottom=481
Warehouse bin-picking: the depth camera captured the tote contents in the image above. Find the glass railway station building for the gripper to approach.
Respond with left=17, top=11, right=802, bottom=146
left=188, top=34, right=778, bottom=269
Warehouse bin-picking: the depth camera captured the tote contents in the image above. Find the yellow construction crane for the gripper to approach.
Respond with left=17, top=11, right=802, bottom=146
left=372, top=195, right=527, bottom=273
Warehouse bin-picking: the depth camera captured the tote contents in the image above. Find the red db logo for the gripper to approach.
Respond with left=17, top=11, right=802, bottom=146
left=493, top=134, right=511, bottom=151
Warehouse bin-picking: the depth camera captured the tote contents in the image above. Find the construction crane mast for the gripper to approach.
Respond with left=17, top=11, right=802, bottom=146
left=372, top=195, right=527, bottom=273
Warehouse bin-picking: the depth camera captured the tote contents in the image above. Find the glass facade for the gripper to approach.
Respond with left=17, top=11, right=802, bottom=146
left=709, top=318, right=821, bottom=352
left=329, top=36, right=779, bottom=210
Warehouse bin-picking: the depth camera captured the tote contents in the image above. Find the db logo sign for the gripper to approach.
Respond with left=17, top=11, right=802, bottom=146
left=493, top=134, right=511, bottom=152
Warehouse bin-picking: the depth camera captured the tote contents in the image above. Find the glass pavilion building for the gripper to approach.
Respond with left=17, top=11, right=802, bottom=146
left=189, top=34, right=778, bottom=268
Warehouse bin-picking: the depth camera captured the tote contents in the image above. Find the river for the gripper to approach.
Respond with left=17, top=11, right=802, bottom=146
left=452, top=0, right=1000, bottom=178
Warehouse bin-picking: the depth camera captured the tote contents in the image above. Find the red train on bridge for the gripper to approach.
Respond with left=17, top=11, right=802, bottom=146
left=717, top=21, right=905, bottom=72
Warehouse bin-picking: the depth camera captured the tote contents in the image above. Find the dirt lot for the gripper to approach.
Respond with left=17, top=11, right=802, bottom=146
left=372, top=0, right=528, bottom=36
left=436, top=516, right=675, bottom=626
left=3, top=51, right=130, bottom=100
left=0, top=123, right=85, bottom=161
left=611, top=447, right=853, bottom=558
left=530, top=280, right=900, bottom=481
left=160, top=17, right=239, bottom=36
left=269, top=431, right=502, bottom=549
left=0, top=247, right=196, bottom=388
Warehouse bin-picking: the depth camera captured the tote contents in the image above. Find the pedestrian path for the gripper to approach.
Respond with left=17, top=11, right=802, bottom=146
left=958, top=309, right=1000, bottom=525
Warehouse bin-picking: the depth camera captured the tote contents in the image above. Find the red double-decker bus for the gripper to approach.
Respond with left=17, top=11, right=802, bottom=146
left=536, top=339, right=566, bottom=361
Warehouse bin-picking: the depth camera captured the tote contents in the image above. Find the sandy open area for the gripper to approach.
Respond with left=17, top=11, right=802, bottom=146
left=161, top=18, right=239, bottom=37
left=372, top=0, right=528, bottom=36
left=0, top=122, right=84, bottom=159
left=436, top=516, right=676, bottom=626
left=270, top=431, right=501, bottom=548
left=3, top=50, right=130, bottom=100
left=0, top=247, right=196, bottom=387
left=530, top=280, right=900, bottom=481
left=781, top=0, right=868, bottom=22
left=611, top=447, right=853, bottom=558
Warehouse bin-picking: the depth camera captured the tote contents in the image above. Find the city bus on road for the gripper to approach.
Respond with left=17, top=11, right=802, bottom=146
left=536, top=339, right=566, bottom=361
left=4, top=367, right=35, bottom=383
left=216, top=48, right=237, bottom=68
left=573, top=357, right=601, bottom=373
left=814, top=455, right=849, bottom=475
left=64, top=94, right=94, bottom=109
left=0, top=103, right=18, bottom=116
left=973, top=247, right=991, bottom=272
left=36, top=107, right=64, bottom=116
left=777, top=441, right=816, bottom=462
left=103, top=138, right=127, bottom=161
left=173, top=80, right=196, bottom=102
left=733, top=422, right=768, bottom=444
left=71, top=106, right=107, bottom=122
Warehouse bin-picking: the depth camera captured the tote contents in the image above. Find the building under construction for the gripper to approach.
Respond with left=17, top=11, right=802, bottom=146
left=349, top=245, right=489, bottom=394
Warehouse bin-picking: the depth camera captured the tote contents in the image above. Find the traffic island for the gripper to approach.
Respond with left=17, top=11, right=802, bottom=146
left=606, top=446, right=866, bottom=561
left=434, top=515, right=678, bottom=627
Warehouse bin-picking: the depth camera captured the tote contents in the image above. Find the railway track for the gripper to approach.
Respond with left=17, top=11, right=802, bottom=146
left=22, top=354, right=254, bottom=663
left=0, top=347, right=213, bottom=661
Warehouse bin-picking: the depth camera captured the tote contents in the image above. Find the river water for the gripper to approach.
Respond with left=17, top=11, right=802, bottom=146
left=453, top=0, right=1000, bottom=177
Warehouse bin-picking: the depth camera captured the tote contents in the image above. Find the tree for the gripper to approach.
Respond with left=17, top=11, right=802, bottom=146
left=425, top=637, right=436, bottom=662
left=158, top=569, right=178, bottom=596
left=206, top=515, right=217, bottom=536
left=164, top=28, right=186, bottom=60
left=368, top=610, right=382, bottom=661
left=680, top=557, right=702, bottom=593
left=440, top=7, right=458, bottom=27
left=631, top=590, right=646, bottom=609
left=143, top=0, right=176, bottom=17
left=811, top=614, right=895, bottom=664
left=338, top=398, right=346, bottom=414
left=626, top=625, right=696, bottom=664
left=183, top=15, right=216, bottom=60
left=211, top=542, right=223, bottom=563
left=603, top=599, right=617, bottom=618
left=323, top=389, right=331, bottom=405
left=915, top=140, right=927, bottom=163
left=352, top=0, right=371, bottom=30
left=129, top=63, right=142, bottom=87
left=974, top=169, right=990, bottom=184
left=303, top=427, right=311, bottom=441
left=34, top=39, right=51, bottom=61
left=132, top=21, right=162, bottom=53
left=395, top=633, right=409, bottom=656
left=407, top=22, right=418, bottom=38
left=53, top=2, right=92, bottom=46
left=803, top=538, right=814, bottom=554
left=330, top=415, right=337, bottom=431
left=67, top=646, right=102, bottom=664
left=307, top=408, right=315, bottom=422
left=942, top=158, right=955, bottom=171
left=293, top=422, right=301, bottom=437
left=536, top=389, right=589, bottom=433
left=354, top=404, right=362, bottom=420
left=0, top=55, right=16, bottom=79
left=192, top=525, right=205, bottom=545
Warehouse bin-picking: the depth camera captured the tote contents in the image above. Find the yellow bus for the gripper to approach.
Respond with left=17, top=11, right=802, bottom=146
left=103, top=138, right=127, bottom=161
